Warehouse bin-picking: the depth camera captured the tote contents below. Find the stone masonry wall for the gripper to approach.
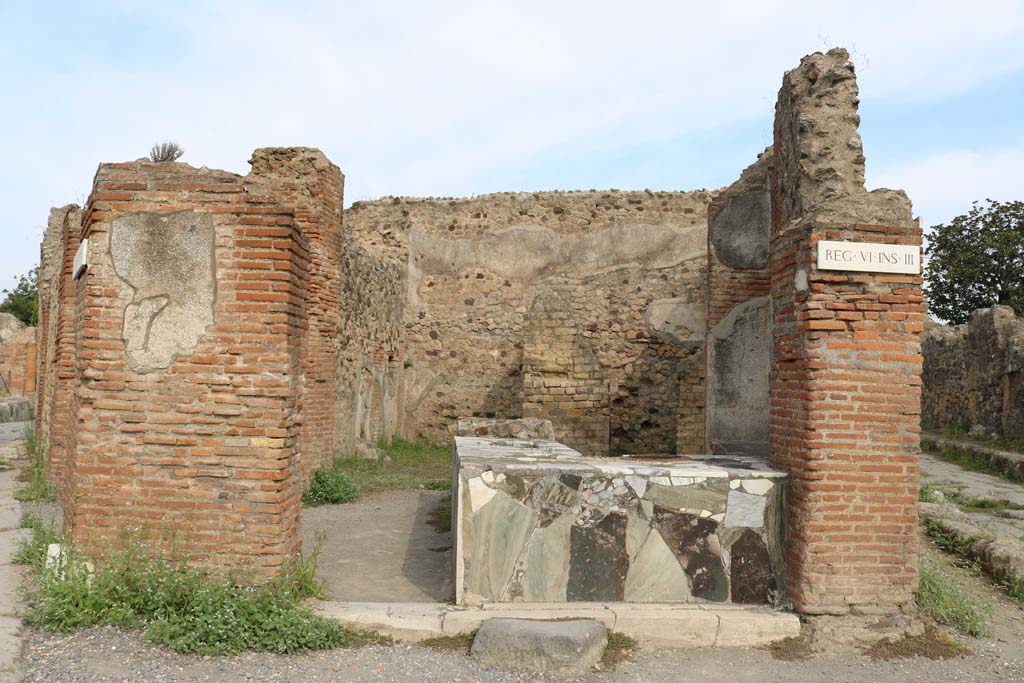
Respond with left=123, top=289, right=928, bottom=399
left=344, top=190, right=710, bottom=455
left=333, top=239, right=405, bottom=457
left=46, top=149, right=344, bottom=574
left=769, top=49, right=922, bottom=616
left=522, top=287, right=611, bottom=456
left=922, top=306, right=1024, bottom=440
left=705, top=152, right=773, bottom=455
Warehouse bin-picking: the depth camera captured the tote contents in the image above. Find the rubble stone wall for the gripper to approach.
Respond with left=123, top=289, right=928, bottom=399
left=344, top=190, right=711, bottom=455
left=922, top=306, right=1024, bottom=440
left=333, top=239, right=405, bottom=457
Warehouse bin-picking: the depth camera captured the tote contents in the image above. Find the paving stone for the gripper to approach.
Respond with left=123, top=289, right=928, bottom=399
left=470, top=618, right=607, bottom=675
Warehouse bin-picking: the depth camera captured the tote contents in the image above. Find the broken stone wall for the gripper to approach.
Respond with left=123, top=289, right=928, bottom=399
left=705, top=152, right=773, bottom=455
left=344, top=190, right=710, bottom=454
left=922, top=306, right=1024, bottom=440
left=333, top=239, right=405, bottom=457
left=769, top=48, right=922, bottom=616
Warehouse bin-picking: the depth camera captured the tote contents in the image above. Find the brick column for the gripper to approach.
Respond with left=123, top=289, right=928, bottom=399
left=769, top=49, right=923, bottom=615
left=247, top=149, right=343, bottom=478
left=47, top=205, right=82, bottom=490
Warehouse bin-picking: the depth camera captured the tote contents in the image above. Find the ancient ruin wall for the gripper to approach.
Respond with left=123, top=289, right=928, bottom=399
left=333, top=239, right=405, bottom=457
left=35, top=206, right=78, bottom=439
left=0, top=314, right=35, bottom=401
left=246, top=149, right=344, bottom=479
left=522, top=287, right=611, bottom=456
left=705, top=152, right=773, bottom=455
left=769, top=48, right=922, bottom=615
left=47, top=150, right=351, bottom=573
left=344, top=190, right=711, bottom=455
left=923, top=306, right=1024, bottom=439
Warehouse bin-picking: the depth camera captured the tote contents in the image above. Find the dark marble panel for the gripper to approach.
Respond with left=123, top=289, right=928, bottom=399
left=729, top=529, right=776, bottom=604
left=559, top=474, right=583, bottom=490
left=567, top=511, right=628, bottom=601
left=654, top=507, right=728, bottom=602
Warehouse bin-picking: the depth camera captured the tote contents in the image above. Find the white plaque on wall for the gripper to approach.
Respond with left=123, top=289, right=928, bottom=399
left=73, top=238, right=89, bottom=280
left=816, top=240, right=919, bottom=274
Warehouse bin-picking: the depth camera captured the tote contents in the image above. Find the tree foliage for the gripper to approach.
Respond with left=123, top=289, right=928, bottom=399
left=924, top=199, right=1024, bottom=325
left=0, top=268, right=38, bottom=326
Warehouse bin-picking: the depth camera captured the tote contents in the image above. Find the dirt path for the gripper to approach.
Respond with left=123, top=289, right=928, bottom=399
left=301, top=489, right=452, bottom=602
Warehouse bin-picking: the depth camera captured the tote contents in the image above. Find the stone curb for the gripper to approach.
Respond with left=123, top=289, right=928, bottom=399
left=920, top=501, right=1024, bottom=589
left=921, top=432, right=1024, bottom=483
left=313, top=600, right=800, bottom=648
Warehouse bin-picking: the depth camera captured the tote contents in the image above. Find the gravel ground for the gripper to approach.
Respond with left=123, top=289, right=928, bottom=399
left=21, top=600, right=1024, bottom=683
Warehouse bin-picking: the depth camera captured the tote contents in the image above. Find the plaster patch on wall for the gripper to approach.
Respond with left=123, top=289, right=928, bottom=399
left=407, top=222, right=706, bottom=306
left=110, top=211, right=216, bottom=373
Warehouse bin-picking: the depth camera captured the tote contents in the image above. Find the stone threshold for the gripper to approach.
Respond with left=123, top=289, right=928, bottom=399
left=313, top=600, right=800, bottom=648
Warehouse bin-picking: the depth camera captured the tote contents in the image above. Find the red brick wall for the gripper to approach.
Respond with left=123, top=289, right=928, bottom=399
left=247, top=149, right=343, bottom=478
left=707, top=264, right=769, bottom=328
left=0, top=327, right=37, bottom=399
left=63, top=159, right=316, bottom=574
left=48, top=205, right=82, bottom=489
left=768, top=221, right=923, bottom=614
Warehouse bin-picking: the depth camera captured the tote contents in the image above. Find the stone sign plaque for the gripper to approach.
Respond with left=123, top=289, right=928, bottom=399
left=816, top=240, right=919, bottom=274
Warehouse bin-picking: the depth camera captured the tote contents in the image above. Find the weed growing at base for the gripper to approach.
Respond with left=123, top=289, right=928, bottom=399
left=23, top=528, right=383, bottom=655
left=916, top=548, right=992, bottom=637
left=302, top=465, right=361, bottom=506
left=15, top=423, right=54, bottom=503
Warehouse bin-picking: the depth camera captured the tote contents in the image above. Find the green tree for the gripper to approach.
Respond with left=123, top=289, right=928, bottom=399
left=924, top=199, right=1024, bottom=325
left=0, top=268, right=38, bottom=326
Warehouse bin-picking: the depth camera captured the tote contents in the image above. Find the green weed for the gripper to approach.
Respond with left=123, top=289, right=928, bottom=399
left=26, top=529, right=377, bottom=655
left=916, top=550, right=992, bottom=637
left=15, top=423, right=54, bottom=503
left=302, top=464, right=361, bottom=506
left=333, top=438, right=450, bottom=493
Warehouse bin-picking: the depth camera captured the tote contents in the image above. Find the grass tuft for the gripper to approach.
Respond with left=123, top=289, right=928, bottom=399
left=916, top=550, right=992, bottom=637
left=15, top=423, right=54, bottom=503
left=24, top=527, right=382, bottom=655
left=333, top=438, right=450, bottom=494
left=302, top=465, right=361, bottom=506
left=602, top=632, right=639, bottom=667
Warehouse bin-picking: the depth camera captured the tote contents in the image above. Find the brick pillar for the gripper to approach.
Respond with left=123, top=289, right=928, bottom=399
left=47, top=205, right=82, bottom=490
left=65, top=159, right=309, bottom=574
left=247, top=148, right=343, bottom=479
left=769, top=49, right=923, bottom=615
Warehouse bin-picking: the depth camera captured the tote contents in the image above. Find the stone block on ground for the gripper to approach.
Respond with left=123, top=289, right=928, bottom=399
left=470, top=618, right=607, bottom=675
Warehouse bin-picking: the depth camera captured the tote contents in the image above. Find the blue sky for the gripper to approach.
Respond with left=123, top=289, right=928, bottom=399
left=1, top=0, right=1023, bottom=292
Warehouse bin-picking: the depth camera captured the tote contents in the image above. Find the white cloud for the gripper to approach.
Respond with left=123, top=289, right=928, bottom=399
left=870, top=140, right=1024, bottom=228
left=1, top=0, right=1023, bottom=289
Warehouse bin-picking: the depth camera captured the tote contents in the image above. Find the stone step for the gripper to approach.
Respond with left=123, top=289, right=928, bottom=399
left=313, top=600, right=800, bottom=648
